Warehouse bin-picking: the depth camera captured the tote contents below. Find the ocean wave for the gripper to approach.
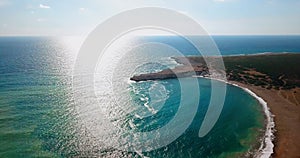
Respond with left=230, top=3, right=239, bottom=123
left=193, top=76, right=275, bottom=158
left=239, top=86, right=275, bottom=158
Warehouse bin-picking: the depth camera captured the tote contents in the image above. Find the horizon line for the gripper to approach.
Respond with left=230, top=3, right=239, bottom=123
left=1, top=34, right=300, bottom=37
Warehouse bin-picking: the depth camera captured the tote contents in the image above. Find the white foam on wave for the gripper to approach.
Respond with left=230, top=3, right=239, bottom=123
left=238, top=85, right=275, bottom=158
left=194, top=76, right=275, bottom=158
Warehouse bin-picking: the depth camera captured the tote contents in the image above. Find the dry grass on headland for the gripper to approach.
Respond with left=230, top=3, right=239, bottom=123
left=131, top=53, right=300, bottom=157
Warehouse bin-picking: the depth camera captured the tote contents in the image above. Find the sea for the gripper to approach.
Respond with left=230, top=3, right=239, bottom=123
left=1, top=35, right=300, bottom=158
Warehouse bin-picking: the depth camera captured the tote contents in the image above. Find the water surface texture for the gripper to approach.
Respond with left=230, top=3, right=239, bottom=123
left=1, top=36, right=300, bottom=157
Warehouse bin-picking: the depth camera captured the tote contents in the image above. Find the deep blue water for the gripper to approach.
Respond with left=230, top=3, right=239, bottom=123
left=0, top=36, right=299, bottom=157
left=142, top=35, right=300, bottom=55
left=213, top=36, right=300, bottom=55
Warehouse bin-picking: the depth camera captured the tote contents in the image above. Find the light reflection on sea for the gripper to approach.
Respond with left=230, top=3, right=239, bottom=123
left=0, top=36, right=268, bottom=157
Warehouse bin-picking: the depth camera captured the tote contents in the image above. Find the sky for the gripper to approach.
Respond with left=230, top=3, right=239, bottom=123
left=0, top=0, right=299, bottom=36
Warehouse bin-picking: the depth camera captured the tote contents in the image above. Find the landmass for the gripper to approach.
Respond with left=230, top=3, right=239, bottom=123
left=130, top=53, right=300, bottom=158
left=130, top=61, right=208, bottom=81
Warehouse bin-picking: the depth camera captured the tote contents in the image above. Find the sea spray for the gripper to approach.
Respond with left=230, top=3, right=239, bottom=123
left=240, top=87, right=275, bottom=158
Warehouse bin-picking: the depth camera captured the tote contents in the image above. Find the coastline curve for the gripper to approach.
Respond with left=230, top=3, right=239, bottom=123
left=196, top=76, right=275, bottom=158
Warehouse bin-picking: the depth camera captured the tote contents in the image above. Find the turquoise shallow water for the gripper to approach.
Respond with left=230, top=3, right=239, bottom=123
left=125, top=79, right=265, bottom=157
left=0, top=36, right=299, bottom=157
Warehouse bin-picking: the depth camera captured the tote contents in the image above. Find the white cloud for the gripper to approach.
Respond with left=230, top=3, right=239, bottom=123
left=37, top=18, right=46, bottom=22
left=214, top=0, right=226, bottom=2
left=78, top=7, right=90, bottom=14
left=39, top=4, right=50, bottom=9
left=79, top=8, right=86, bottom=12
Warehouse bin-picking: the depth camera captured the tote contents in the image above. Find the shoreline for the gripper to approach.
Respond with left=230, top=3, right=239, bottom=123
left=130, top=53, right=300, bottom=157
left=228, top=81, right=300, bottom=158
left=229, top=82, right=275, bottom=158
left=181, top=53, right=300, bottom=157
left=194, top=76, right=275, bottom=158
left=196, top=76, right=300, bottom=158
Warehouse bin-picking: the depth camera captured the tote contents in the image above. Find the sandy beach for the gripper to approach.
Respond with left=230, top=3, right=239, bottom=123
left=132, top=53, right=300, bottom=157
left=232, top=82, right=300, bottom=158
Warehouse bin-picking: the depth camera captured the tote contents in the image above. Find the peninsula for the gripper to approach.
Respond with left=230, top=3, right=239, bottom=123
left=130, top=53, right=300, bottom=158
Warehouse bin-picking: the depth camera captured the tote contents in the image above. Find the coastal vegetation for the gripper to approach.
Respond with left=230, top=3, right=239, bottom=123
left=130, top=53, right=300, bottom=106
left=132, top=53, right=300, bottom=90
left=223, top=53, right=300, bottom=90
